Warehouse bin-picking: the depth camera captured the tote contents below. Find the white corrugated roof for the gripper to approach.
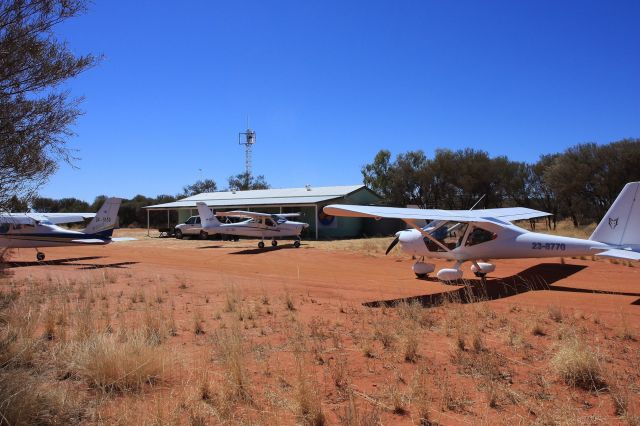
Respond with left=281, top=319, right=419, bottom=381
left=144, top=185, right=367, bottom=210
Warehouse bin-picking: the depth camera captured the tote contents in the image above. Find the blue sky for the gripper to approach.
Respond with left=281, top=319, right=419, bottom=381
left=44, top=0, right=640, bottom=201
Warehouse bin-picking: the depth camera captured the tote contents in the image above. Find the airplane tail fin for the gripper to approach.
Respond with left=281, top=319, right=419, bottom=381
left=84, top=198, right=122, bottom=235
left=196, top=202, right=220, bottom=228
left=590, top=182, right=640, bottom=247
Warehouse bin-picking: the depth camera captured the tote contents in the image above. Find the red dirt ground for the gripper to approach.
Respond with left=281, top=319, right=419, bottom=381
left=2, top=230, right=640, bottom=424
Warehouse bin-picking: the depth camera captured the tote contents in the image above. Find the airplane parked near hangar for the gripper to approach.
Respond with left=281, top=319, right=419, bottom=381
left=196, top=202, right=309, bottom=249
left=324, top=182, right=640, bottom=281
left=0, top=198, right=132, bottom=261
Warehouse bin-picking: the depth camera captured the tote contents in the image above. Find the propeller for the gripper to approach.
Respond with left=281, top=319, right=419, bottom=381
left=385, top=235, right=400, bottom=255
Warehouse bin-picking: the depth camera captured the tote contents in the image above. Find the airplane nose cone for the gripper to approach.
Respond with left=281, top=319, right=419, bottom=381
left=398, top=229, right=420, bottom=243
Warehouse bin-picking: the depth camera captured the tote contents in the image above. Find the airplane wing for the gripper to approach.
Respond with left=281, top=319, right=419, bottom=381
left=26, top=212, right=96, bottom=224
left=322, top=205, right=551, bottom=224
left=277, top=213, right=301, bottom=218
left=215, top=210, right=271, bottom=220
left=0, top=214, right=36, bottom=225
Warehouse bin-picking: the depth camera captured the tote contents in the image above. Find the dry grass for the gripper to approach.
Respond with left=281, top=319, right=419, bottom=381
left=294, top=355, right=326, bottom=425
left=285, top=290, right=296, bottom=311
left=530, top=319, right=547, bottom=336
left=193, top=309, right=205, bottom=335
left=68, top=329, right=170, bottom=392
left=2, top=248, right=639, bottom=425
left=537, top=219, right=596, bottom=239
left=213, top=321, right=251, bottom=403
left=306, top=237, right=403, bottom=257
left=338, top=391, right=381, bottom=426
left=0, top=370, right=85, bottom=425
left=548, top=305, right=564, bottom=323
left=403, top=328, right=419, bottom=362
left=551, top=336, right=605, bottom=391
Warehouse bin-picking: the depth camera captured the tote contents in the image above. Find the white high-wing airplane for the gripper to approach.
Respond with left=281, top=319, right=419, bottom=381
left=0, top=198, right=130, bottom=261
left=323, top=182, right=640, bottom=281
left=196, top=202, right=309, bottom=249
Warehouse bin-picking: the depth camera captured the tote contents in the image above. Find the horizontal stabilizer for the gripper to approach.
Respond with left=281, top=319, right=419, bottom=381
left=71, top=239, right=107, bottom=244
left=111, top=237, right=136, bottom=242
left=595, top=249, right=640, bottom=261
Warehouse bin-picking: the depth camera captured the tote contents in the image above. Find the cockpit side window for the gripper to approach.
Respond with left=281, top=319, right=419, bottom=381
left=465, top=227, right=497, bottom=246
left=272, top=215, right=286, bottom=224
left=424, top=221, right=469, bottom=252
left=265, top=218, right=276, bottom=227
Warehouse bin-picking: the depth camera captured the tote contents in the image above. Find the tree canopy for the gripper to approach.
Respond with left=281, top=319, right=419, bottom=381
left=0, top=0, right=97, bottom=211
left=362, top=139, right=640, bottom=227
left=227, top=173, right=270, bottom=191
left=182, top=179, right=217, bottom=196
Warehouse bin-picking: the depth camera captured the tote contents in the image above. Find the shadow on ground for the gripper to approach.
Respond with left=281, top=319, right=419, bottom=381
left=2, top=256, right=138, bottom=270
left=365, top=263, right=640, bottom=307
left=230, top=244, right=302, bottom=255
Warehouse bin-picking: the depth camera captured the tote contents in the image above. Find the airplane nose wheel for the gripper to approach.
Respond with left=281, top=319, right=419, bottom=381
left=258, top=241, right=265, bottom=249
left=294, top=239, right=301, bottom=248
left=36, top=251, right=45, bottom=261
left=271, top=239, right=278, bottom=247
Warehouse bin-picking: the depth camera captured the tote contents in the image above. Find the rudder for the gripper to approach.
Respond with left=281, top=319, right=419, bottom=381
left=196, top=202, right=220, bottom=229
left=84, top=198, right=122, bottom=235
left=590, top=182, right=640, bottom=247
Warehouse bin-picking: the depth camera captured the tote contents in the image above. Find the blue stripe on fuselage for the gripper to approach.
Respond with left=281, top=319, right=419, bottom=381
left=2, top=231, right=111, bottom=241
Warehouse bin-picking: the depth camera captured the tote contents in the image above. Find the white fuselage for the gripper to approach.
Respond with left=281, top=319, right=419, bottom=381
left=206, top=219, right=307, bottom=239
left=397, top=222, right=610, bottom=262
left=0, top=222, right=108, bottom=249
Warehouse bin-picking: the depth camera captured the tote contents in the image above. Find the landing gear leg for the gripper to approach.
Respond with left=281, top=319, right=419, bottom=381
left=471, top=260, right=488, bottom=278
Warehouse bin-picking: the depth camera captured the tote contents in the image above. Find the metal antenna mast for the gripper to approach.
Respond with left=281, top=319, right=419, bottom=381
left=238, top=124, right=256, bottom=180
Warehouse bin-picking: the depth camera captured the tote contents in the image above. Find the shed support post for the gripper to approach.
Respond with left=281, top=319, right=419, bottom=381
left=147, top=209, right=150, bottom=236
left=167, top=210, right=170, bottom=228
left=314, top=205, right=318, bottom=240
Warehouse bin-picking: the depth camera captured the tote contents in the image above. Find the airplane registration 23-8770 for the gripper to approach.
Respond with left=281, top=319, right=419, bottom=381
left=323, top=181, right=640, bottom=281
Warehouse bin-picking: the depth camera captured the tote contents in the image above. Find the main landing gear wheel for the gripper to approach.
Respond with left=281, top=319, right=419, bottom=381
left=474, top=272, right=487, bottom=278
left=271, top=240, right=278, bottom=247
left=415, top=273, right=428, bottom=279
left=294, top=240, right=301, bottom=248
left=258, top=241, right=265, bottom=249
left=36, top=252, right=45, bottom=261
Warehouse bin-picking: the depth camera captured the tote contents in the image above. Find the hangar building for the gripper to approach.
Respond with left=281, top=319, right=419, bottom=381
left=143, top=184, right=382, bottom=239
